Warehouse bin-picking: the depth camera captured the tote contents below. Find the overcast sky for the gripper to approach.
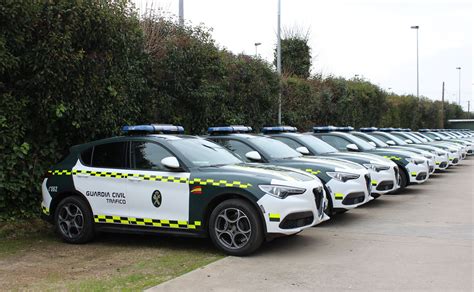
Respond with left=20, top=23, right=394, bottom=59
left=133, top=0, right=472, bottom=110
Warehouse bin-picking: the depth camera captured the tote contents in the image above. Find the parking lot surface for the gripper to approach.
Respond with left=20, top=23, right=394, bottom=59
left=149, top=158, right=473, bottom=291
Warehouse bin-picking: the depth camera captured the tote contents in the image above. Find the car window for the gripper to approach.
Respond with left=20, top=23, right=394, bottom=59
left=170, top=139, right=242, bottom=167
left=319, top=135, right=352, bottom=151
left=249, top=137, right=301, bottom=159
left=81, top=147, right=93, bottom=166
left=272, top=137, right=304, bottom=151
left=212, top=139, right=255, bottom=162
left=131, top=141, right=173, bottom=171
left=91, top=142, right=127, bottom=168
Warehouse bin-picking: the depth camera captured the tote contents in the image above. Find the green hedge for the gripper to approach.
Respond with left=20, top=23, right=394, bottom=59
left=0, top=1, right=465, bottom=219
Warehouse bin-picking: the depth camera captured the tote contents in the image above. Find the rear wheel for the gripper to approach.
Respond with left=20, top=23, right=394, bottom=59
left=209, top=199, right=264, bottom=256
left=54, top=196, right=95, bottom=244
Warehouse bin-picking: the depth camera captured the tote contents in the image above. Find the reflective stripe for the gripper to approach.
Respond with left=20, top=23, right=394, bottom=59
left=383, top=156, right=402, bottom=161
left=305, top=169, right=321, bottom=175
left=49, top=169, right=251, bottom=189
left=334, top=193, right=344, bottom=200
left=94, top=215, right=201, bottom=229
left=41, top=204, right=50, bottom=215
left=269, top=213, right=281, bottom=222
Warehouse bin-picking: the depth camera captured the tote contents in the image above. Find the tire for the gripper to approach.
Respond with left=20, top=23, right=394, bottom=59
left=54, top=196, right=95, bottom=244
left=208, top=199, right=264, bottom=256
left=397, top=169, right=409, bottom=193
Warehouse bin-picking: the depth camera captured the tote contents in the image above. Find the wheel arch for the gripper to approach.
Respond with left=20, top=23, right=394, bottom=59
left=50, top=190, right=92, bottom=218
left=203, top=192, right=268, bottom=236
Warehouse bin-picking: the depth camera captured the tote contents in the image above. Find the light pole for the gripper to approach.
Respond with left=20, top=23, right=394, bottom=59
left=179, top=0, right=184, bottom=26
left=411, top=26, right=419, bottom=98
left=277, top=0, right=282, bottom=124
left=254, top=42, right=261, bottom=57
left=456, top=67, right=461, bottom=105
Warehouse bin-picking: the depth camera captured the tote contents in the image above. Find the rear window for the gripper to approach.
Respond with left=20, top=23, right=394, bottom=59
left=91, top=142, right=127, bottom=168
left=80, top=147, right=93, bottom=166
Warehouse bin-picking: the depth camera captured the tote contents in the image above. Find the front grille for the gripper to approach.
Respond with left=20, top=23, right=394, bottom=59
left=279, top=212, right=314, bottom=229
left=313, top=188, right=323, bottom=211
left=376, top=181, right=394, bottom=191
left=452, top=158, right=459, bottom=164
left=429, top=166, right=434, bottom=173
left=342, top=192, right=366, bottom=205
left=439, top=162, right=447, bottom=168
left=364, top=174, right=371, bottom=192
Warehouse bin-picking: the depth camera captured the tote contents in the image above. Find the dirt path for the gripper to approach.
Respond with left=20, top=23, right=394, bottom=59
left=0, top=223, right=222, bottom=290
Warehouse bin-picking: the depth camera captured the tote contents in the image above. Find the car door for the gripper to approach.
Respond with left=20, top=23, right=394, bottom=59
left=127, top=140, right=191, bottom=223
left=73, top=141, right=129, bottom=218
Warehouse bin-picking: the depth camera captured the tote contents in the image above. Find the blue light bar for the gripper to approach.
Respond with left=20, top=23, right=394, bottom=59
left=261, top=126, right=297, bottom=134
left=359, top=127, right=379, bottom=132
left=336, top=126, right=354, bottom=132
left=313, top=126, right=338, bottom=133
left=207, top=125, right=252, bottom=134
left=418, top=129, right=430, bottom=132
left=122, top=124, right=184, bottom=134
left=379, top=127, right=396, bottom=132
left=402, top=128, right=412, bottom=132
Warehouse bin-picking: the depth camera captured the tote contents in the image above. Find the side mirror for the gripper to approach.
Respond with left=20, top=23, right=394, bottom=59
left=386, top=140, right=396, bottom=146
left=161, top=157, right=181, bottom=169
left=346, top=143, right=359, bottom=151
left=245, top=151, right=262, bottom=161
left=368, top=141, right=377, bottom=147
left=434, top=137, right=441, bottom=141
left=296, top=146, right=310, bottom=155
left=405, top=139, right=413, bottom=144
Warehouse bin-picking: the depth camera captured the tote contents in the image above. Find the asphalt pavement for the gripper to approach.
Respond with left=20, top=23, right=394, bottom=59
left=148, top=158, right=473, bottom=291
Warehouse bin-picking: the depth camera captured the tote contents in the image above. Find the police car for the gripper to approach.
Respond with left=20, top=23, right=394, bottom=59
left=411, top=130, right=466, bottom=161
left=41, top=125, right=326, bottom=256
left=419, top=129, right=470, bottom=158
left=312, top=126, right=430, bottom=191
left=363, top=128, right=452, bottom=170
left=205, top=126, right=372, bottom=216
left=350, top=129, right=438, bottom=173
left=261, top=126, right=399, bottom=197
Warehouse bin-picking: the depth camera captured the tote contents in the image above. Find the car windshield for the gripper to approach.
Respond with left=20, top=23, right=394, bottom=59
left=354, top=133, right=389, bottom=147
left=339, top=134, right=375, bottom=151
left=384, top=133, right=408, bottom=145
left=404, top=133, right=423, bottom=143
left=250, top=136, right=302, bottom=159
left=298, top=135, right=338, bottom=154
left=170, top=139, right=242, bottom=167
left=414, top=132, right=433, bottom=142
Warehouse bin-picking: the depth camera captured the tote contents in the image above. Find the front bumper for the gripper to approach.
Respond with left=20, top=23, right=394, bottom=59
left=406, top=162, right=430, bottom=184
left=370, top=166, right=399, bottom=195
left=325, top=174, right=372, bottom=210
left=258, top=180, right=326, bottom=235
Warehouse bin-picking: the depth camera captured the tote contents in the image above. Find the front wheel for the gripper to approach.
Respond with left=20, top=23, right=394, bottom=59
left=54, top=196, right=95, bottom=244
left=396, top=169, right=409, bottom=193
left=208, top=199, right=264, bottom=256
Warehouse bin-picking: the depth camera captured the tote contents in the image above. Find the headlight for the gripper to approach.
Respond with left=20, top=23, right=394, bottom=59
left=423, top=154, right=433, bottom=159
left=363, top=163, right=390, bottom=172
left=429, top=150, right=444, bottom=156
left=259, top=185, right=306, bottom=199
left=327, top=171, right=360, bottom=182
left=450, top=149, right=457, bottom=153
left=406, top=157, right=425, bottom=165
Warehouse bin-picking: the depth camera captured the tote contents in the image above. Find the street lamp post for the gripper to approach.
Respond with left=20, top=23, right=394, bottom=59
left=456, top=67, right=461, bottom=105
left=254, top=42, right=262, bottom=57
left=411, top=26, right=419, bottom=98
left=179, top=0, right=184, bottom=26
left=277, top=0, right=282, bottom=124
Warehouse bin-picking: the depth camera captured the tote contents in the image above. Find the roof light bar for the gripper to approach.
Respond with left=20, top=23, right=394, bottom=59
left=261, top=126, right=297, bottom=134
left=378, top=127, right=396, bottom=132
left=359, top=127, right=379, bottom=132
left=336, top=126, right=354, bottom=132
left=122, top=124, right=184, bottom=135
left=313, top=126, right=339, bottom=133
left=207, top=125, right=253, bottom=135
